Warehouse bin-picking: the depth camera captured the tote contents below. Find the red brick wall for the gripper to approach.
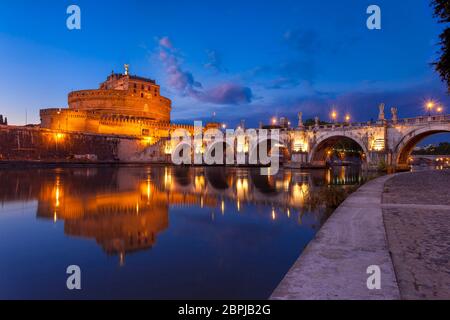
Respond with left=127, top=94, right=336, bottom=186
left=0, top=126, right=121, bottom=161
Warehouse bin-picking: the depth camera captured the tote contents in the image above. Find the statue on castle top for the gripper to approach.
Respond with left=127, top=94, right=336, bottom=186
left=124, top=64, right=130, bottom=76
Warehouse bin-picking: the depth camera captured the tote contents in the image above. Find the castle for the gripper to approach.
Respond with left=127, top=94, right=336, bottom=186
left=40, top=65, right=193, bottom=140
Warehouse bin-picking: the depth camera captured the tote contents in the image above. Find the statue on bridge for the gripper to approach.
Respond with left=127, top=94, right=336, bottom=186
left=378, top=103, right=385, bottom=122
left=298, top=112, right=304, bottom=129
left=391, top=107, right=398, bottom=124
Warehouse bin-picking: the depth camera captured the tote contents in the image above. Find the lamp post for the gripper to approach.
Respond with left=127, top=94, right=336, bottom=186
left=426, top=101, right=434, bottom=116
left=331, top=111, right=338, bottom=123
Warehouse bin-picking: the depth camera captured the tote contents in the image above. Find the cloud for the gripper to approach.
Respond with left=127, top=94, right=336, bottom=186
left=270, top=80, right=449, bottom=123
left=260, top=28, right=358, bottom=89
left=283, top=29, right=321, bottom=53
left=158, top=39, right=202, bottom=96
left=157, top=37, right=253, bottom=105
left=158, top=36, right=173, bottom=49
left=198, top=83, right=253, bottom=104
left=248, top=60, right=316, bottom=90
left=214, top=77, right=450, bottom=128
left=279, top=60, right=317, bottom=87
left=204, top=49, right=227, bottom=73
left=243, top=29, right=321, bottom=90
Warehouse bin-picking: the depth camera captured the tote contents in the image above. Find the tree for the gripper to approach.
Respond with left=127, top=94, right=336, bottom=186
left=304, top=118, right=331, bottom=126
left=431, top=0, right=450, bottom=92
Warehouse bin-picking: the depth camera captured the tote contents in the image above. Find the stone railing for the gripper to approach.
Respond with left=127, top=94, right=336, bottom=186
left=303, top=122, right=382, bottom=132
left=393, top=114, right=450, bottom=125
left=298, top=114, right=450, bottom=132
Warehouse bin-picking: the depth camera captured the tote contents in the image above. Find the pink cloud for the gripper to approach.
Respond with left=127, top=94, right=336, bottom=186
left=158, top=36, right=173, bottom=49
left=157, top=37, right=253, bottom=105
left=200, top=83, right=253, bottom=105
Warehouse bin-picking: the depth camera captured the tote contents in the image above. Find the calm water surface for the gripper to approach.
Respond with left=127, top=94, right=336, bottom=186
left=0, top=165, right=370, bottom=299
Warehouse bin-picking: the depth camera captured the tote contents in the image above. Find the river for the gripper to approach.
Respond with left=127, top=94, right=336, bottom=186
left=0, top=165, right=376, bottom=299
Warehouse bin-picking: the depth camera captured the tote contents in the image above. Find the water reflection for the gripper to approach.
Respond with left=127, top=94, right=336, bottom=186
left=0, top=165, right=374, bottom=299
left=0, top=166, right=369, bottom=256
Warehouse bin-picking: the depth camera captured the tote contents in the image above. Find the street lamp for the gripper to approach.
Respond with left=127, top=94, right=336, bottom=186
left=426, top=100, right=435, bottom=116
left=436, top=105, right=444, bottom=114
left=271, top=117, right=277, bottom=125
left=345, top=114, right=351, bottom=123
left=331, top=111, right=338, bottom=123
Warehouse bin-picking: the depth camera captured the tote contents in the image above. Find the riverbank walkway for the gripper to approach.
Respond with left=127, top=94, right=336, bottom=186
left=271, top=170, right=450, bottom=300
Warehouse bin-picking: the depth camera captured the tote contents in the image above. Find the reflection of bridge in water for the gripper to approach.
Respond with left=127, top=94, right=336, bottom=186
left=173, top=166, right=365, bottom=209
left=0, top=166, right=367, bottom=260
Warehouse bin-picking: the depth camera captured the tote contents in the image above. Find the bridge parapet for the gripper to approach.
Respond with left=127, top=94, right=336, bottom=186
left=299, top=115, right=449, bottom=133
left=306, top=123, right=383, bottom=132
left=390, top=114, right=450, bottom=126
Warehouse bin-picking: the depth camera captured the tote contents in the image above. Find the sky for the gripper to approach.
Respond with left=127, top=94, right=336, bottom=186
left=0, top=0, right=448, bottom=143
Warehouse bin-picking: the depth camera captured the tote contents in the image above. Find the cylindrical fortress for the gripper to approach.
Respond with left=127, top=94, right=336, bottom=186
left=39, top=68, right=182, bottom=138
left=68, top=89, right=171, bottom=121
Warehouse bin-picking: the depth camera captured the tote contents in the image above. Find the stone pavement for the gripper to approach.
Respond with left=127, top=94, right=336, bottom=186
left=271, top=170, right=450, bottom=300
left=382, top=170, right=450, bottom=300
left=271, top=175, right=401, bottom=300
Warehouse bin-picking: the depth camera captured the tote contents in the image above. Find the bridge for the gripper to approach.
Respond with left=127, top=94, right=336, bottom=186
left=283, top=105, right=450, bottom=170
left=135, top=104, right=450, bottom=171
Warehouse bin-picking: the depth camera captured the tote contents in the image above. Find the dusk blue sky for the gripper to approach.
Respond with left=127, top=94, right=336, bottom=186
left=0, top=0, right=449, bottom=144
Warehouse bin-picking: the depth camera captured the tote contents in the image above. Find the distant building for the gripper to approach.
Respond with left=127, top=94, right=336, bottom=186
left=0, top=115, right=7, bottom=125
left=40, top=65, right=193, bottom=140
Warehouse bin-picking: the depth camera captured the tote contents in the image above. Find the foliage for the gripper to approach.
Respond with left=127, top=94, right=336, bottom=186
left=303, top=118, right=331, bottom=126
left=431, top=0, right=450, bottom=92
left=412, top=142, right=450, bottom=155
left=377, top=159, right=387, bottom=172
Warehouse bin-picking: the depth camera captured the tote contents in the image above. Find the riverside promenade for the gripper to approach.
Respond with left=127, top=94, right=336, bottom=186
left=271, top=170, right=450, bottom=300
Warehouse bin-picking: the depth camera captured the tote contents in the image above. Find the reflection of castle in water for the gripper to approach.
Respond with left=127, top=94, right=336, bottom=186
left=38, top=178, right=170, bottom=256
left=0, top=166, right=366, bottom=258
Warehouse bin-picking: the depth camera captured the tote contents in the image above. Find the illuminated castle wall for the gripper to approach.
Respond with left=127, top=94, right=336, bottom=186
left=40, top=65, right=192, bottom=138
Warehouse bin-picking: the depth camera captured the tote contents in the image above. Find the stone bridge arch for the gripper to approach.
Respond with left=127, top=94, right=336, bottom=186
left=308, top=132, right=370, bottom=165
left=249, top=137, right=290, bottom=164
left=204, top=139, right=235, bottom=164
left=393, top=124, right=450, bottom=167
